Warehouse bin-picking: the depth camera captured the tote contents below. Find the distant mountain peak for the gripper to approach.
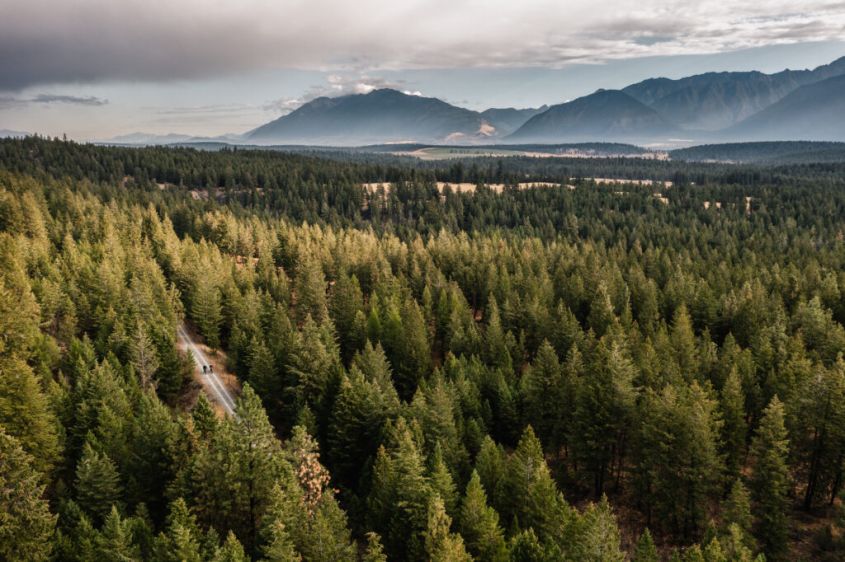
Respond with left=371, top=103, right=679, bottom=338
left=507, top=89, right=674, bottom=143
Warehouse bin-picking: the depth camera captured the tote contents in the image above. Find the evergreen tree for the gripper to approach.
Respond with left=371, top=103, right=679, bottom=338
left=192, top=385, right=287, bottom=553
left=572, top=496, right=625, bottom=562
left=632, top=528, right=659, bottom=562
left=294, top=256, right=328, bottom=324
left=361, top=532, right=388, bottom=562
left=723, top=479, right=754, bottom=550
left=501, top=426, right=571, bottom=546
left=192, top=277, right=222, bottom=348
left=96, top=506, right=141, bottom=562
left=520, top=340, right=565, bottom=452
left=721, top=368, right=748, bottom=483
left=130, top=321, right=159, bottom=389
left=0, top=356, right=60, bottom=474
left=261, top=521, right=300, bottom=562
left=574, top=339, right=636, bottom=498
left=424, top=495, right=473, bottom=562
left=153, top=498, right=203, bottom=562
left=0, top=429, right=56, bottom=562
left=429, top=444, right=459, bottom=517
left=458, top=470, right=508, bottom=562
left=634, top=383, right=723, bottom=538
left=75, top=441, right=123, bottom=524
left=212, top=531, right=249, bottom=562
left=750, top=397, right=790, bottom=560
left=367, top=419, right=433, bottom=561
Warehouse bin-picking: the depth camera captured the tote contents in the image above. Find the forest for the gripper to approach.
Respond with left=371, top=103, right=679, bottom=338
left=3, top=136, right=845, bottom=561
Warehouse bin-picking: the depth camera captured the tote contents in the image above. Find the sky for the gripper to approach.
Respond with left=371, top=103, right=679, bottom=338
left=1, top=0, right=844, bottom=140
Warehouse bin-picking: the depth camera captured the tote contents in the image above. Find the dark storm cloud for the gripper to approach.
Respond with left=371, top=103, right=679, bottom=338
left=31, top=94, right=108, bottom=106
left=2, top=0, right=845, bottom=90
left=0, top=93, right=108, bottom=108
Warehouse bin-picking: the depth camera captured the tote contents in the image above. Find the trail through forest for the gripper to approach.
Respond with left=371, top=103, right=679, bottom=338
left=177, top=324, right=237, bottom=416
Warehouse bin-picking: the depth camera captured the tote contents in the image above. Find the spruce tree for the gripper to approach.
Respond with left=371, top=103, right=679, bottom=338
left=130, top=321, right=159, bottom=389
left=723, top=479, right=754, bottom=550
left=0, top=429, right=56, bottom=562
left=153, top=498, right=203, bottom=562
left=192, top=276, right=222, bottom=348
left=0, top=355, right=60, bottom=474
left=750, top=397, right=790, bottom=560
left=96, top=506, right=141, bottom=562
left=367, top=419, right=433, bottom=561
left=361, top=532, right=387, bottom=562
left=632, top=528, right=659, bottom=562
left=520, top=340, right=564, bottom=452
left=75, top=441, right=123, bottom=524
left=721, top=368, right=748, bottom=483
left=212, top=531, right=249, bottom=562
left=423, top=495, right=473, bottom=562
left=458, top=470, right=508, bottom=562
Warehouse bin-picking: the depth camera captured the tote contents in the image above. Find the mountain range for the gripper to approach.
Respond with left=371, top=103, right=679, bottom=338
left=101, top=55, right=845, bottom=146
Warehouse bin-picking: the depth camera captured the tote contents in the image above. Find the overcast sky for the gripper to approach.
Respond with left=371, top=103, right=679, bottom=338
left=2, top=0, right=844, bottom=139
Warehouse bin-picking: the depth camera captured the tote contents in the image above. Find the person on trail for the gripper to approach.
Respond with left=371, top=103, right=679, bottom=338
left=202, top=365, right=207, bottom=373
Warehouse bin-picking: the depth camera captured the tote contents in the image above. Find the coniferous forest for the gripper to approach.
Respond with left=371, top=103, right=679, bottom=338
left=5, top=136, right=845, bottom=561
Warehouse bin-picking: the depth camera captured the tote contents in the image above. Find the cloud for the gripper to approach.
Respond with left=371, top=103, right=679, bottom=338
left=0, top=93, right=108, bottom=108
left=2, top=0, right=845, bottom=90
left=30, top=94, right=108, bottom=105
left=263, top=75, right=421, bottom=114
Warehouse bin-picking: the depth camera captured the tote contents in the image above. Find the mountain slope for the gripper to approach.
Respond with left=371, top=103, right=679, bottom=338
left=479, top=106, right=548, bottom=136
left=623, top=57, right=845, bottom=131
left=727, top=74, right=845, bottom=141
left=248, top=89, right=490, bottom=145
left=507, top=90, right=675, bottom=142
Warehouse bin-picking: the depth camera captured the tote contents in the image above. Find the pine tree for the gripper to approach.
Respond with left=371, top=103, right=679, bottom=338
left=721, top=368, right=747, bottom=482
left=248, top=336, right=277, bottom=400
left=75, top=441, right=123, bottom=524
left=424, top=496, right=473, bottom=562
left=130, top=321, right=159, bottom=389
left=294, top=256, right=328, bottom=324
left=327, top=364, right=397, bottom=490
left=723, top=479, right=754, bottom=550
left=153, top=498, right=203, bottom=562
left=501, top=426, right=570, bottom=545
left=520, top=340, right=565, bottom=452
left=573, top=496, right=625, bottom=562
left=458, top=470, right=508, bottom=562
left=791, top=361, right=845, bottom=509
left=632, top=528, right=659, bottom=562
left=634, top=383, right=723, bottom=538
left=192, top=276, right=222, bottom=348
left=367, top=419, right=433, bottom=561
left=361, top=532, right=388, bottom=562
left=587, top=282, right=616, bottom=338
left=702, top=537, right=727, bottom=562
left=0, top=429, right=56, bottom=562
left=0, top=355, right=60, bottom=474
left=671, top=304, right=699, bottom=381
left=261, top=521, right=301, bottom=562
left=474, top=435, right=507, bottom=515
left=192, top=392, right=218, bottom=436
left=212, top=531, right=249, bottom=562
left=508, top=528, right=547, bottom=562
left=329, top=273, right=365, bottom=361
left=574, top=339, right=636, bottom=498
left=192, top=385, right=286, bottom=553
left=96, top=506, right=141, bottom=562
left=482, top=298, right=512, bottom=372
left=429, top=444, right=459, bottom=517
left=750, top=397, right=790, bottom=560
